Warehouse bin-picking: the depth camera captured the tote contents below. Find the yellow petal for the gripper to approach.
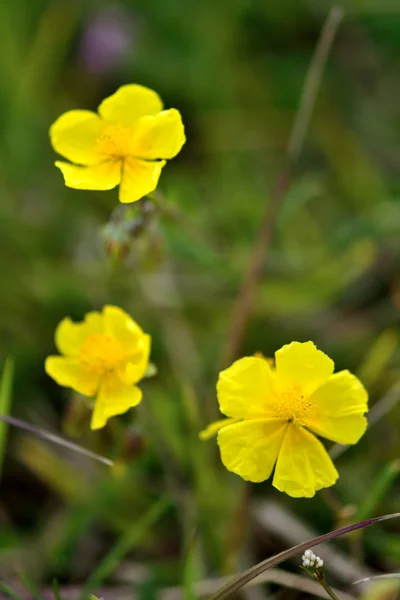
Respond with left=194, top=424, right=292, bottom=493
left=50, top=110, right=105, bottom=165
left=307, top=370, right=368, bottom=444
left=122, top=335, right=151, bottom=384
left=101, top=306, right=151, bottom=383
left=45, top=356, right=99, bottom=396
left=218, top=419, right=288, bottom=482
left=119, top=157, right=165, bottom=203
left=199, top=417, right=240, bottom=440
left=132, top=109, right=185, bottom=160
left=102, top=305, right=143, bottom=345
left=275, top=341, right=334, bottom=396
left=91, top=376, right=142, bottom=430
left=272, top=425, right=338, bottom=498
left=55, top=159, right=121, bottom=190
left=55, top=312, right=104, bottom=357
left=98, top=84, right=163, bottom=127
left=217, top=357, right=277, bottom=419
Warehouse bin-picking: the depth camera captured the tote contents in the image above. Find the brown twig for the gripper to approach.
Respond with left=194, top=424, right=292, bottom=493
left=221, top=6, right=344, bottom=367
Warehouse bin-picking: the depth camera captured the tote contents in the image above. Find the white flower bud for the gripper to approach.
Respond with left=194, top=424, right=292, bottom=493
left=301, top=551, right=324, bottom=571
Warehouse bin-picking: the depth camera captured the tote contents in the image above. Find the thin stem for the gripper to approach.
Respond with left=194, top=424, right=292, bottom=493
left=209, top=513, right=400, bottom=600
left=0, top=413, right=113, bottom=466
left=317, top=577, right=341, bottom=600
left=221, top=6, right=344, bottom=367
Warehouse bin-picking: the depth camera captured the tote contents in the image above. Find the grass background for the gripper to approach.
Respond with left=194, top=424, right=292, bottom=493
left=0, top=0, right=399, bottom=599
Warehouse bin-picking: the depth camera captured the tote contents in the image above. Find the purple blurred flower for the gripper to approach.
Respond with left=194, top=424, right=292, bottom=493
left=79, top=5, right=139, bottom=74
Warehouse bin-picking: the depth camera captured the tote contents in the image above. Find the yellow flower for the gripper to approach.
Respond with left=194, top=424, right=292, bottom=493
left=45, top=306, right=151, bottom=430
left=201, top=341, right=368, bottom=498
left=50, top=84, right=185, bottom=203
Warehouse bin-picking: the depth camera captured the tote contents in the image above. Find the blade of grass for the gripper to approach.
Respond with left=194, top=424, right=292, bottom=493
left=0, top=357, right=14, bottom=482
left=182, top=530, right=199, bottom=600
left=355, top=460, right=400, bottom=522
left=81, top=497, right=171, bottom=600
left=19, top=571, right=43, bottom=600
left=353, top=574, right=400, bottom=584
left=46, top=568, right=357, bottom=600
left=357, top=329, right=398, bottom=388
left=209, top=513, right=400, bottom=600
left=0, top=414, right=113, bottom=467
left=0, top=583, right=26, bottom=600
left=52, top=579, right=62, bottom=600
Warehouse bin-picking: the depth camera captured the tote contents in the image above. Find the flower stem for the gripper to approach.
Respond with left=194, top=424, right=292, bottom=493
left=316, top=577, right=341, bottom=600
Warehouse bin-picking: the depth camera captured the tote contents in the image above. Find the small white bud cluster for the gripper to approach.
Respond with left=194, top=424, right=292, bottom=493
left=302, top=549, right=324, bottom=569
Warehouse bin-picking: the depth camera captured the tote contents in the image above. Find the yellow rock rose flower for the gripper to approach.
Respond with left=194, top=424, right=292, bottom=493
left=201, top=341, right=368, bottom=498
left=45, top=306, right=151, bottom=430
left=50, top=84, right=185, bottom=203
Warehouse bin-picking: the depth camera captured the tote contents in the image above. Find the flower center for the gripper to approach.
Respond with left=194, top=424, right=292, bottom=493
left=80, top=333, right=126, bottom=376
left=96, top=125, right=132, bottom=159
left=275, top=386, right=314, bottom=425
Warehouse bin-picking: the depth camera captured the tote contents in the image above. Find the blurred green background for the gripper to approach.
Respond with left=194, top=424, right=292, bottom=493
left=0, top=0, right=400, bottom=598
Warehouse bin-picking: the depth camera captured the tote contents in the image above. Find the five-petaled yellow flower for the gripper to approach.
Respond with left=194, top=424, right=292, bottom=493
left=45, top=306, right=151, bottom=430
left=201, top=341, right=368, bottom=497
left=50, top=84, right=185, bottom=203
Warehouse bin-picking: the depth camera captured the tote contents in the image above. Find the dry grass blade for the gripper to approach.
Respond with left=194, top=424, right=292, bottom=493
left=221, top=6, right=344, bottom=367
left=0, top=414, right=113, bottom=467
left=252, top=500, right=372, bottom=583
left=353, top=574, right=400, bottom=585
left=44, top=569, right=357, bottom=600
left=209, top=513, right=400, bottom=600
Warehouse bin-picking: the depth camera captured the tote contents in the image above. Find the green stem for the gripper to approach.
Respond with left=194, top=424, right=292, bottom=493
left=316, top=577, right=341, bottom=600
